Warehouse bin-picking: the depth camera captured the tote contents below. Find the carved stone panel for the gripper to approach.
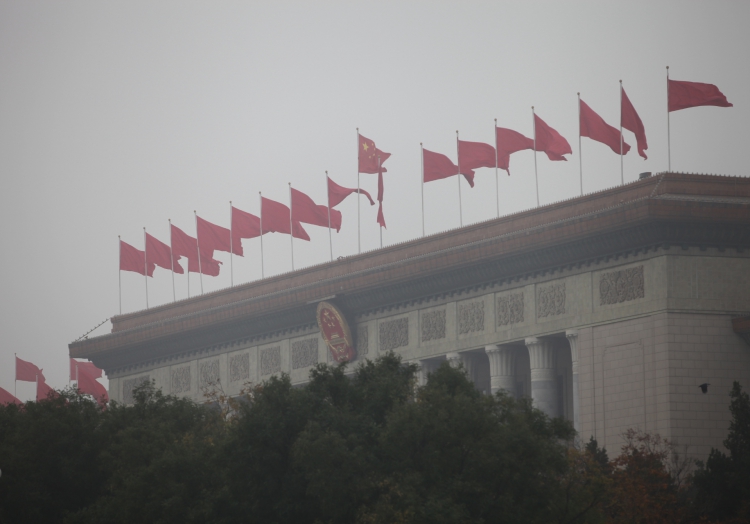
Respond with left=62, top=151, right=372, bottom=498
left=229, top=353, right=250, bottom=383
left=497, top=293, right=524, bottom=326
left=171, top=366, right=191, bottom=394
left=199, top=359, right=220, bottom=387
left=122, top=375, right=149, bottom=405
left=600, top=265, right=645, bottom=305
left=292, top=339, right=319, bottom=370
left=379, top=318, right=409, bottom=351
left=537, top=283, right=566, bottom=318
left=260, top=346, right=282, bottom=375
left=357, top=326, right=369, bottom=356
left=421, top=309, right=446, bottom=341
left=458, top=301, right=484, bottom=335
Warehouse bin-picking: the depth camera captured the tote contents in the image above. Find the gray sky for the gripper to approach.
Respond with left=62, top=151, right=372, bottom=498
left=2, top=1, right=748, bottom=400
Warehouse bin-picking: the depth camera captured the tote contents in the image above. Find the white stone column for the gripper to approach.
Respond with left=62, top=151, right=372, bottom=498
left=525, top=337, right=559, bottom=418
left=485, top=344, right=516, bottom=395
left=565, top=329, right=580, bottom=434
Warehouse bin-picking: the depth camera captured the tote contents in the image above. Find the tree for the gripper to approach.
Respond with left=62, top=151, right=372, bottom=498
left=693, top=381, right=750, bottom=522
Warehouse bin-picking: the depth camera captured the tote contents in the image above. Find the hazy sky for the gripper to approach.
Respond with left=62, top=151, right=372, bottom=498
left=2, top=1, right=748, bottom=400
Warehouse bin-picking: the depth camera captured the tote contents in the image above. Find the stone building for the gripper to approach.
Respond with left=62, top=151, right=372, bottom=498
left=70, top=172, right=750, bottom=460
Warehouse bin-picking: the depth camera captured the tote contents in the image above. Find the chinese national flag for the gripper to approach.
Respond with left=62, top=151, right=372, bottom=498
left=358, top=134, right=391, bottom=174
left=458, top=140, right=496, bottom=174
left=170, top=224, right=222, bottom=276
left=70, top=359, right=103, bottom=381
left=291, top=188, right=342, bottom=232
left=16, top=356, right=44, bottom=382
left=261, top=197, right=311, bottom=240
left=0, top=387, right=21, bottom=406
left=36, top=378, right=56, bottom=402
left=579, top=99, right=631, bottom=155
left=77, top=367, right=109, bottom=405
left=197, top=216, right=233, bottom=255
left=621, top=88, right=648, bottom=159
left=423, top=148, right=475, bottom=187
left=534, top=114, right=572, bottom=161
left=668, top=79, right=733, bottom=112
left=120, top=240, right=155, bottom=277
left=145, top=233, right=184, bottom=274
left=231, top=206, right=262, bottom=257
left=327, top=176, right=375, bottom=208
left=495, top=127, right=534, bottom=175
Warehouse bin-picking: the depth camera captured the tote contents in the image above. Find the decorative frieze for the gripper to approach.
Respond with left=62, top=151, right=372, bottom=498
left=171, top=366, right=191, bottom=394
left=458, top=301, right=484, bottom=334
left=357, top=326, right=369, bottom=356
left=229, top=353, right=250, bottom=383
left=260, top=346, right=282, bottom=375
left=537, top=283, right=565, bottom=318
left=600, top=265, right=645, bottom=305
left=199, top=359, right=220, bottom=387
left=292, top=339, right=319, bottom=370
left=379, top=318, right=409, bottom=351
left=421, top=309, right=446, bottom=342
left=496, top=293, right=524, bottom=326
left=122, top=375, right=150, bottom=405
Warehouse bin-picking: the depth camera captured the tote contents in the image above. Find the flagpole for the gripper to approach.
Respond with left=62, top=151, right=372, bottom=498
left=259, top=192, right=265, bottom=278
left=36, top=373, right=38, bottom=401
left=118, top=235, right=122, bottom=315
left=356, top=127, right=361, bottom=254
left=194, top=211, right=203, bottom=294
left=326, top=171, right=332, bottom=261
left=143, top=227, right=149, bottom=309
left=168, top=220, right=175, bottom=302
left=14, top=352, right=17, bottom=397
left=456, top=130, right=462, bottom=227
left=420, top=143, right=425, bottom=237
left=494, top=118, right=499, bottom=218
left=532, top=106, right=539, bottom=206
left=619, top=80, right=624, bottom=185
left=229, top=201, right=234, bottom=287
left=667, top=66, right=671, bottom=171
left=378, top=155, right=383, bottom=248
left=578, top=94, right=583, bottom=196
left=289, top=183, right=294, bottom=270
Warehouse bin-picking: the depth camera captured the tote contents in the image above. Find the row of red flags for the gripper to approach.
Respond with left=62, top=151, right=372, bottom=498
left=120, top=77, right=732, bottom=280
left=1, top=356, right=107, bottom=406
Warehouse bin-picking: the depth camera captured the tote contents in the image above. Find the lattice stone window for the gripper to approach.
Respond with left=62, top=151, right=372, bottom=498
left=379, top=318, right=409, bottom=351
left=260, top=346, right=282, bottom=375
left=292, top=339, right=319, bottom=370
left=171, top=366, right=191, bottom=394
left=229, top=353, right=250, bottom=383
left=199, top=359, right=220, bottom=387
left=122, top=375, right=150, bottom=405
left=421, top=309, right=446, bottom=341
left=537, top=283, right=566, bottom=318
left=458, top=301, right=484, bottom=334
left=600, top=266, right=645, bottom=305
left=497, top=293, right=524, bottom=326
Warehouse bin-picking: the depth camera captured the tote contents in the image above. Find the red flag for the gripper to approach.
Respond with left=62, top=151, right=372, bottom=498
left=358, top=134, right=391, bottom=174
left=376, top=170, right=386, bottom=228
left=534, top=114, right=572, bottom=161
left=145, top=233, right=184, bottom=274
left=36, top=378, right=56, bottom=402
left=621, top=88, right=648, bottom=160
left=77, top=367, right=108, bottom=405
left=423, top=148, right=475, bottom=187
left=170, top=224, right=222, bottom=276
left=197, top=216, right=233, bottom=255
left=0, top=387, right=21, bottom=405
left=231, top=207, right=261, bottom=257
left=458, top=140, right=496, bottom=174
left=668, top=79, right=733, bottom=112
left=579, top=99, right=631, bottom=156
left=495, top=127, right=534, bottom=175
left=261, top=197, right=311, bottom=241
left=120, top=240, right=155, bottom=277
left=327, top=176, right=375, bottom=208
left=70, top=359, right=102, bottom=381
left=16, top=356, right=44, bottom=383
left=291, top=188, right=342, bottom=232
